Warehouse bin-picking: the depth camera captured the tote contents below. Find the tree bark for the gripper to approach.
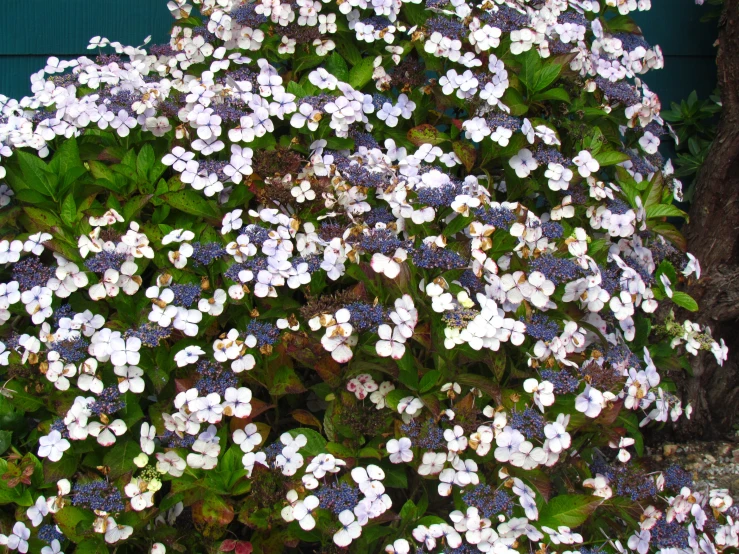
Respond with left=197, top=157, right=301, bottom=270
left=678, top=1, right=739, bottom=439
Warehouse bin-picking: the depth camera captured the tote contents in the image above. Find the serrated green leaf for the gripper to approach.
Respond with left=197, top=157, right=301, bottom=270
left=16, top=150, right=56, bottom=198
left=531, top=62, right=562, bottom=92
left=324, top=52, right=349, bottom=82
left=60, top=194, right=77, bottom=226
left=538, top=494, right=600, bottom=529
left=594, top=150, right=631, bottom=166
left=348, top=56, right=375, bottom=90
left=159, top=190, right=221, bottom=220
left=286, top=428, right=327, bottom=456
left=532, top=87, right=571, bottom=103
left=671, top=291, right=699, bottom=312
left=407, top=124, right=445, bottom=146
left=419, top=370, right=440, bottom=393
left=442, top=214, right=472, bottom=237
left=103, top=440, right=140, bottom=479
left=646, top=203, right=688, bottom=220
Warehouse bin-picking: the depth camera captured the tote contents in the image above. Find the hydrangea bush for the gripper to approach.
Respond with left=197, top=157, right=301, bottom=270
left=0, top=0, right=735, bottom=552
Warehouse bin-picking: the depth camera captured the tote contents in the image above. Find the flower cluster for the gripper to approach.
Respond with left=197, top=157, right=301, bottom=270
left=0, top=0, right=732, bottom=553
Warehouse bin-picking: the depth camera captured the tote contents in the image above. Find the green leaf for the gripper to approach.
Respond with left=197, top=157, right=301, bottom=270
left=324, top=52, right=349, bottom=82
left=335, top=35, right=363, bottom=66
left=650, top=222, right=686, bottom=251
left=531, top=62, right=562, bottom=92
left=419, top=370, right=440, bottom=393
left=103, top=440, right=140, bottom=479
left=646, top=203, right=688, bottom=220
left=381, top=463, right=408, bottom=488
left=532, top=87, right=571, bottom=103
left=137, top=144, right=156, bottom=178
left=287, top=81, right=307, bottom=98
left=16, top=150, right=57, bottom=198
left=594, top=150, right=631, bottom=166
left=44, top=455, right=79, bottom=482
left=442, top=214, right=472, bottom=238
left=60, top=194, right=77, bottom=226
left=0, top=430, right=11, bottom=455
left=23, top=207, right=62, bottom=230
left=4, top=383, right=45, bottom=412
left=407, top=124, right=445, bottom=146
left=123, top=194, right=153, bottom=221
left=54, top=506, right=95, bottom=542
left=269, top=364, right=307, bottom=396
left=75, top=538, right=109, bottom=554
left=452, top=141, right=477, bottom=172
left=348, top=57, right=376, bottom=90
left=538, top=494, right=601, bottom=529
left=396, top=350, right=419, bottom=390
left=286, top=428, right=327, bottom=456
left=671, top=291, right=699, bottom=312
left=519, top=49, right=542, bottom=93
left=399, top=499, right=417, bottom=522
left=159, top=190, right=222, bottom=221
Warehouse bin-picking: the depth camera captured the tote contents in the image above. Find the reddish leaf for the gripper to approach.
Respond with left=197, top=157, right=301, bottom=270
left=192, top=495, right=235, bottom=539
left=220, top=540, right=237, bottom=552
left=235, top=543, right=253, bottom=554
left=407, top=124, right=445, bottom=146
left=452, top=140, right=477, bottom=172
left=291, top=409, right=323, bottom=431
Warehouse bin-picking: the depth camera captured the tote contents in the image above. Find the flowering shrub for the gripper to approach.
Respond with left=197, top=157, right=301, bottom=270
left=0, top=0, right=735, bottom=553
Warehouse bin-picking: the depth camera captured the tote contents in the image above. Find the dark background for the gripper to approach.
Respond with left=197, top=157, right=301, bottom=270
left=0, top=0, right=718, bottom=107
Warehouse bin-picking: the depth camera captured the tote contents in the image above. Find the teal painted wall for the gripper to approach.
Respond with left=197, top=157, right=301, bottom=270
left=0, top=0, right=718, bottom=105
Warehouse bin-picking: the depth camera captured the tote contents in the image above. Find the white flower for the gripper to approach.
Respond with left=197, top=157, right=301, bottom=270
left=371, top=248, right=407, bottom=279
left=527, top=272, right=555, bottom=308
left=223, top=387, right=253, bottom=418
left=162, top=146, right=195, bottom=172
left=627, top=530, right=651, bottom=554
left=114, top=365, right=145, bottom=394
left=161, top=229, right=195, bottom=245
left=140, top=422, right=156, bottom=455
left=125, top=477, right=155, bottom=511
left=110, top=336, right=141, bottom=367
left=290, top=180, right=316, bottom=203
left=444, top=425, right=468, bottom=453
left=0, top=522, right=30, bottom=553
left=222, top=209, right=243, bottom=234
left=385, top=538, right=411, bottom=554
left=233, top=424, right=263, bottom=454
left=386, top=437, right=413, bottom=464
left=26, top=495, right=49, bottom=527
left=510, top=149, right=538, bottom=178
left=334, top=510, right=362, bottom=547
left=88, top=419, right=127, bottom=446
left=544, top=418, right=571, bottom=453
left=494, top=426, right=525, bottom=463
left=572, top=150, right=600, bottom=178
left=104, top=517, right=133, bottom=544
left=156, top=451, right=186, bottom=477
left=575, top=385, right=605, bottom=418
left=174, top=345, right=205, bottom=367
left=375, top=324, right=406, bottom=360
left=23, top=232, right=52, bottom=255
left=418, top=452, right=446, bottom=475
left=321, top=309, right=356, bottom=363
left=41, top=539, right=63, bottom=554
left=38, top=431, right=70, bottom=462
left=346, top=374, right=379, bottom=400
left=523, top=378, right=555, bottom=411
left=173, top=307, right=203, bottom=337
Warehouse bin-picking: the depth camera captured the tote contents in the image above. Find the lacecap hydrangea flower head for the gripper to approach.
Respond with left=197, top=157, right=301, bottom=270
left=0, top=0, right=734, bottom=553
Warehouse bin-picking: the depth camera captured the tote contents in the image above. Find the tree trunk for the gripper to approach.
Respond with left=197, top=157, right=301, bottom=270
left=678, top=1, right=739, bottom=439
